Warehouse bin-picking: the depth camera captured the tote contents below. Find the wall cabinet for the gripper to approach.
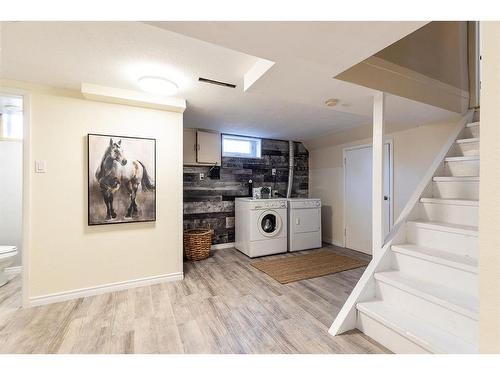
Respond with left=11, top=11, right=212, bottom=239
left=183, top=128, right=221, bottom=165
left=183, top=128, right=197, bottom=164
left=196, top=130, right=221, bottom=164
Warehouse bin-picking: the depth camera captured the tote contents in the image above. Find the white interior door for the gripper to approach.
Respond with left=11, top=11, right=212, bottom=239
left=345, top=143, right=391, bottom=254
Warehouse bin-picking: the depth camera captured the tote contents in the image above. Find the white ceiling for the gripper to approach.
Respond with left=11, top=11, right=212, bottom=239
left=0, top=21, right=457, bottom=141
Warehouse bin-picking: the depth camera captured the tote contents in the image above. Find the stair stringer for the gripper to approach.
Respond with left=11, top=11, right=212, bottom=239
left=328, top=110, right=474, bottom=336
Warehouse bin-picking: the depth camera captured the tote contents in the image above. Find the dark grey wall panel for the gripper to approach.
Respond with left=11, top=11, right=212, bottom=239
left=183, top=139, right=309, bottom=245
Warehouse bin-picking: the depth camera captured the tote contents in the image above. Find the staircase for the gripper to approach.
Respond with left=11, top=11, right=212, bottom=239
left=355, top=117, right=480, bottom=353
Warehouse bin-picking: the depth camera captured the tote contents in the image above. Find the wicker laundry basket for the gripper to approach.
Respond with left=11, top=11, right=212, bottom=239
left=184, top=228, right=213, bottom=261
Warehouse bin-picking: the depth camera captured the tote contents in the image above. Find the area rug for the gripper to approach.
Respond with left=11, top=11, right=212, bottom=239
left=251, top=249, right=369, bottom=284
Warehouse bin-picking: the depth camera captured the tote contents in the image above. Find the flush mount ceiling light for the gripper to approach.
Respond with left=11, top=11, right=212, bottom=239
left=138, top=76, right=178, bottom=96
left=324, top=98, right=339, bottom=107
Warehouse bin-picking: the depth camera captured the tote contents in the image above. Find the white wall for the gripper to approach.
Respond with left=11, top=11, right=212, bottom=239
left=479, top=21, right=500, bottom=354
left=0, top=140, right=23, bottom=266
left=1, top=82, right=184, bottom=301
left=306, top=116, right=459, bottom=246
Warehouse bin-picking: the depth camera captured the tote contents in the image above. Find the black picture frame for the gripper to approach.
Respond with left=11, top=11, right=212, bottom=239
left=87, top=133, right=157, bottom=226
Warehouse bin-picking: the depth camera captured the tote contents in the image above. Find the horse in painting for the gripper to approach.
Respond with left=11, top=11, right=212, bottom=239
left=95, top=138, right=155, bottom=220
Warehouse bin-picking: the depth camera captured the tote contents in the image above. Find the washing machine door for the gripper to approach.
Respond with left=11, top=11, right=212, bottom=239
left=258, top=210, right=282, bottom=237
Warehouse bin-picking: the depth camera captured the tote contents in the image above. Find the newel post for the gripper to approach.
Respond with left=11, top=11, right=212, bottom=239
left=372, top=91, right=385, bottom=255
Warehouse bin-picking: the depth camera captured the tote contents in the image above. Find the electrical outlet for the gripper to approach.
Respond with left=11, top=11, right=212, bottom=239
left=199, top=172, right=205, bottom=181
left=272, top=168, right=276, bottom=176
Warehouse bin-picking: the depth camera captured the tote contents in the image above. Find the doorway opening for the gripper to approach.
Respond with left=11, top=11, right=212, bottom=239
left=0, top=93, right=24, bottom=308
left=343, top=140, right=393, bottom=254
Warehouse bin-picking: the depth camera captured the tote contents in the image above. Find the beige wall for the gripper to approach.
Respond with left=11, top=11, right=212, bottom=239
left=335, top=22, right=470, bottom=113
left=306, top=116, right=459, bottom=246
left=376, top=21, right=469, bottom=91
left=4, top=82, right=184, bottom=299
left=479, top=22, right=500, bottom=354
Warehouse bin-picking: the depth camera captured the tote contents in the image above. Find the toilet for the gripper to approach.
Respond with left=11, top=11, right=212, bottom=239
left=0, top=246, right=18, bottom=287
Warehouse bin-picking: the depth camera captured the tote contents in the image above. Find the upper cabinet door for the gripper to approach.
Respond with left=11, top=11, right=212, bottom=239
left=197, top=130, right=221, bottom=165
left=183, top=128, right=197, bottom=164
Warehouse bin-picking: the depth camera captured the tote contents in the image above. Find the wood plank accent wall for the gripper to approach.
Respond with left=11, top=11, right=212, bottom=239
left=183, top=139, right=309, bottom=244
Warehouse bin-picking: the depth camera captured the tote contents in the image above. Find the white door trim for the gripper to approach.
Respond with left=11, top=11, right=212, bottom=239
left=342, top=139, right=394, bottom=249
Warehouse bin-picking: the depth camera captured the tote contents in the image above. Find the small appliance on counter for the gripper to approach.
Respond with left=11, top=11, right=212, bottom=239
left=252, top=187, right=261, bottom=199
left=260, top=186, right=271, bottom=199
left=252, top=186, right=273, bottom=200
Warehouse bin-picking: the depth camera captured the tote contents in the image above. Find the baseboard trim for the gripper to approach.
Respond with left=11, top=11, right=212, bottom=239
left=5, top=266, right=22, bottom=275
left=211, top=242, right=235, bottom=250
left=323, top=237, right=344, bottom=247
left=29, top=272, right=184, bottom=307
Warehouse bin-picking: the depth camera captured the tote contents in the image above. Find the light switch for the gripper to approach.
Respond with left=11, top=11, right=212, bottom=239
left=35, top=160, right=47, bottom=173
left=199, top=172, right=204, bottom=181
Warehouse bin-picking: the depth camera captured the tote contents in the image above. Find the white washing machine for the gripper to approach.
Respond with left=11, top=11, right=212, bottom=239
left=235, top=198, right=288, bottom=258
left=288, top=198, right=322, bottom=252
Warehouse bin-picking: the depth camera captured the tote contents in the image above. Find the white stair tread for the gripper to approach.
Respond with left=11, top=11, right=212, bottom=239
left=456, top=137, right=479, bottom=144
left=420, top=197, right=479, bottom=206
left=433, top=176, right=479, bottom=182
left=357, top=301, right=478, bottom=353
left=466, top=121, right=479, bottom=128
left=375, top=271, right=478, bottom=319
left=445, top=155, right=479, bottom=162
left=391, top=243, right=478, bottom=273
left=408, top=220, right=478, bottom=236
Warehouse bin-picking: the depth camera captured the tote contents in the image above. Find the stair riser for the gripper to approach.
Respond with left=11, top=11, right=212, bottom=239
left=460, top=126, right=479, bottom=139
left=406, top=224, right=477, bottom=258
left=357, top=312, right=430, bottom=353
left=391, top=252, right=478, bottom=297
left=443, top=160, right=479, bottom=177
left=432, top=181, right=479, bottom=200
left=450, top=143, right=479, bottom=157
left=375, top=281, right=478, bottom=344
left=418, top=203, right=478, bottom=227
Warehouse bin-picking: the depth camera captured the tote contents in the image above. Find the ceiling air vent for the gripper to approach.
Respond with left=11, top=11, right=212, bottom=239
left=198, top=77, right=236, bottom=88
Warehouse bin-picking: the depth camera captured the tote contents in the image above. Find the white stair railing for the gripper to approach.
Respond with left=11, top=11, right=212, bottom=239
left=329, top=110, right=474, bottom=336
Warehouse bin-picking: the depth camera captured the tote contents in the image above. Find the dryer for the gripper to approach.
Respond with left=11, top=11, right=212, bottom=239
left=288, top=198, right=322, bottom=252
left=235, top=198, right=288, bottom=258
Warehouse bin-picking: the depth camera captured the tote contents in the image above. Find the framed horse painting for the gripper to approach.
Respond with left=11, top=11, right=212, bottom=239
left=87, top=133, right=156, bottom=225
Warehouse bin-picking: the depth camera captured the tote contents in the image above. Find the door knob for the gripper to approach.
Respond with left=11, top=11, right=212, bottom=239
left=384, top=196, right=389, bottom=201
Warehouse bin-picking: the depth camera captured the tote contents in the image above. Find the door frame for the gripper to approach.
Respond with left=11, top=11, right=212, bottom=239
left=0, top=86, right=31, bottom=308
left=342, top=139, right=394, bottom=249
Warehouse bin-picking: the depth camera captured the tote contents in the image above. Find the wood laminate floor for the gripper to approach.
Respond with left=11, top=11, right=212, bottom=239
left=0, top=245, right=390, bottom=354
